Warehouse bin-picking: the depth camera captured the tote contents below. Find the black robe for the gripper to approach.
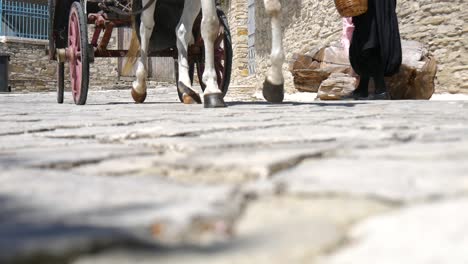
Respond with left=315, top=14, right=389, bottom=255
left=350, top=0, right=402, bottom=77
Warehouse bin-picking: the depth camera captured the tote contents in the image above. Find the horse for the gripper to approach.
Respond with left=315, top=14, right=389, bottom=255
left=128, top=0, right=285, bottom=108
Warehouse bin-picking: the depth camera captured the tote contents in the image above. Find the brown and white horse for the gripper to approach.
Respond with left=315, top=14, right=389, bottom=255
left=129, top=0, right=285, bottom=108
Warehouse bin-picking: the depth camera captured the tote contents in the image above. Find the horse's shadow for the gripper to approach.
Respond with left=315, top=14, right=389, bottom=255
left=85, top=98, right=367, bottom=108
left=227, top=101, right=367, bottom=108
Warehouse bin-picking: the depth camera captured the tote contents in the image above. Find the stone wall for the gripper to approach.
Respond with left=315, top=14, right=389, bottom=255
left=0, top=38, right=55, bottom=92
left=0, top=29, right=122, bottom=93
left=251, top=0, right=468, bottom=94
left=226, top=0, right=251, bottom=85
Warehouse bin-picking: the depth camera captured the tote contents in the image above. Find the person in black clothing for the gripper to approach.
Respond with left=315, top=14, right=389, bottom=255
left=349, top=0, right=402, bottom=99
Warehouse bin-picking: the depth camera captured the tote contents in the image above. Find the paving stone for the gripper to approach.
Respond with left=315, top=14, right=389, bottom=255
left=274, top=141, right=468, bottom=203
left=321, top=198, right=468, bottom=264
left=1, top=90, right=468, bottom=262
left=0, top=169, right=244, bottom=263
left=0, top=144, right=154, bottom=170
left=73, top=197, right=390, bottom=264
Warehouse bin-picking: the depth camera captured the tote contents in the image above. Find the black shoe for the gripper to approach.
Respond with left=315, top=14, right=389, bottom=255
left=368, top=91, right=390, bottom=100
left=342, top=88, right=368, bottom=100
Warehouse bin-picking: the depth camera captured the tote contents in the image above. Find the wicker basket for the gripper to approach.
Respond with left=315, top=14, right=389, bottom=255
left=334, top=0, right=368, bottom=17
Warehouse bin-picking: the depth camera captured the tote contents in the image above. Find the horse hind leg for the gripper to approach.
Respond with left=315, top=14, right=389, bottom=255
left=176, top=1, right=202, bottom=104
left=200, top=0, right=226, bottom=108
left=131, top=0, right=157, bottom=103
left=262, top=0, right=285, bottom=103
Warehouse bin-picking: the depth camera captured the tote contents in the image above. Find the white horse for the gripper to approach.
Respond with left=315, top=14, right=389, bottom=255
left=130, top=0, right=285, bottom=107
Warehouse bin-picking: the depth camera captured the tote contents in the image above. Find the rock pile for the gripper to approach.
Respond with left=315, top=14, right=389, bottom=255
left=290, top=40, right=437, bottom=100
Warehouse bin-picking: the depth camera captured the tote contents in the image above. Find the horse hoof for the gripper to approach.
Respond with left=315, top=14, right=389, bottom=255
left=131, top=88, right=147, bottom=104
left=262, top=79, right=284, bottom=103
left=178, top=81, right=202, bottom=104
left=204, top=93, right=227, bottom=108
left=183, top=93, right=201, bottom=104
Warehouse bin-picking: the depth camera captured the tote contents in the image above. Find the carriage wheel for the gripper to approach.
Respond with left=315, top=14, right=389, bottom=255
left=196, top=10, right=232, bottom=97
left=57, top=63, right=65, bottom=104
left=68, top=2, right=89, bottom=105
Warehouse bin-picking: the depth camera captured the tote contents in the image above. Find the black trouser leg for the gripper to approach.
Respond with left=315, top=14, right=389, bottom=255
left=353, top=75, right=369, bottom=98
left=374, top=69, right=386, bottom=95
left=372, top=64, right=390, bottom=99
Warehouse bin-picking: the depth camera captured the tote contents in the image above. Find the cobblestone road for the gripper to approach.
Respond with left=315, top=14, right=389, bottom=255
left=1, top=88, right=468, bottom=264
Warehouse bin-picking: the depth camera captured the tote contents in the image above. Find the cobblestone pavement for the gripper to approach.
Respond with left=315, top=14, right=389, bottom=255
left=1, top=88, right=468, bottom=264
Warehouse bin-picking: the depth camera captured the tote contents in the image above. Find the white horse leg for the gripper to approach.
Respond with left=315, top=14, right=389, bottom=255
left=200, top=0, right=226, bottom=108
left=176, top=1, right=202, bottom=104
left=131, top=0, right=157, bottom=103
left=262, top=0, right=285, bottom=103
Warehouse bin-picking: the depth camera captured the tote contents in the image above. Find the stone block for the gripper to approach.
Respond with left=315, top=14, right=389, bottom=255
left=290, top=40, right=437, bottom=99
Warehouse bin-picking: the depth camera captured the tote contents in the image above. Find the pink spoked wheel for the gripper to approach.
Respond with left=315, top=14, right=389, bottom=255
left=196, top=9, right=232, bottom=97
left=48, top=0, right=64, bottom=104
left=68, top=2, right=89, bottom=105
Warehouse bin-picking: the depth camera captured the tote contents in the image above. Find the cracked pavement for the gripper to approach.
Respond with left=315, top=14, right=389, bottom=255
left=1, top=88, right=468, bottom=264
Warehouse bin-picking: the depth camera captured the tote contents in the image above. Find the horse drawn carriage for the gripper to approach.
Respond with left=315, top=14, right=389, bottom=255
left=48, top=0, right=232, bottom=105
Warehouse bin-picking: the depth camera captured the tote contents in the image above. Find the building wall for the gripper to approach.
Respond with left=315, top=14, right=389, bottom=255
left=226, top=0, right=252, bottom=85
left=249, top=0, right=468, bottom=94
left=0, top=38, right=55, bottom=92
left=0, top=29, right=122, bottom=92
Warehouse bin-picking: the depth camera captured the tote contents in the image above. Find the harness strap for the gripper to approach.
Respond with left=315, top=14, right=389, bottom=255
left=107, top=0, right=157, bottom=16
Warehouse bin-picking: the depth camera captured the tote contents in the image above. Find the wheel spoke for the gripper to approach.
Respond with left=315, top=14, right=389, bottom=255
left=216, top=69, right=222, bottom=85
left=70, top=18, right=76, bottom=47
left=215, top=48, right=225, bottom=60
left=76, top=66, right=81, bottom=89
left=217, top=61, right=223, bottom=70
left=70, top=59, right=76, bottom=77
left=214, top=33, right=224, bottom=48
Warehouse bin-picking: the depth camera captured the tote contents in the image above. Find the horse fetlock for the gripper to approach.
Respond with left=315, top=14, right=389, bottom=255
left=202, top=71, right=217, bottom=83
left=204, top=83, right=222, bottom=95
left=270, top=51, right=285, bottom=65
left=203, top=73, right=219, bottom=94
left=267, top=67, right=284, bottom=85
left=132, top=80, right=147, bottom=94
left=135, top=65, right=147, bottom=80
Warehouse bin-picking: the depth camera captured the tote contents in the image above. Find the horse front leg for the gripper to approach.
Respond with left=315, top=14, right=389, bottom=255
left=176, top=0, right=202, bottom=104
left=262, top=0, right=285, bottom=103
left=131, top=0, right=157, bottom=103
left=200, top=0, right=226, bottom=108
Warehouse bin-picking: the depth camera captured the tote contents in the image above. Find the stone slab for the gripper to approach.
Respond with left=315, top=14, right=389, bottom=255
left=274, top=141, right=468, bottom=203
left=0, top=169, right=244, bottom=263
left=73, top=197, right=390, bottom=264
left=322, top=198, right=468, bottom=264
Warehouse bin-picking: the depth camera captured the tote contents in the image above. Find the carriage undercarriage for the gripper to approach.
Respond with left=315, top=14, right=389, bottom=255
left=49, top=0, right=232, bottom=105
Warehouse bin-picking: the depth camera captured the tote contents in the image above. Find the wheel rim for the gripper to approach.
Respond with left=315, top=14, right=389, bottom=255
left=68, top=7, right=83, bottom=103
left=57, top=62, right=64, bottom=104
left=197, top=26, right=228, bottom=94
